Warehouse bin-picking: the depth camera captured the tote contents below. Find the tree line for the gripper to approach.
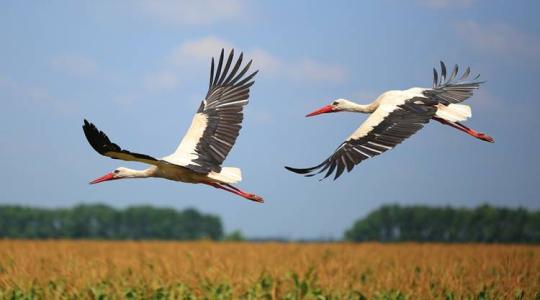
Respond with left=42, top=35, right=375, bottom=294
left=345, top=204, right=540, bottom=243
left=0, top=204, right=222, bottom=240
left=1, top=203, right=538, bottom=242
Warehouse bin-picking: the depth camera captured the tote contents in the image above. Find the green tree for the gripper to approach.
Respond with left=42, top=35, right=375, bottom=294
left=345, top=204, right=540, bottom=243
left=0, top=204, right=223, bottom=240
left=223, top=230, right=246, bottom=241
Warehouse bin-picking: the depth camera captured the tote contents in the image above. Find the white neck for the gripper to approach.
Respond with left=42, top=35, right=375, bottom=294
left=121, top=167, right=156, bottom=179
left=340, top=99, right=379, bottom=113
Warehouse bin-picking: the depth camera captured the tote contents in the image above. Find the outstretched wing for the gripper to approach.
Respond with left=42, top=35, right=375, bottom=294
left=162, top=49, right=258, bottom=173
left=82, top=119, right=160, bottom=166
left=285, top=98, right=437, bottom=180
left=423, top=61, right=483, bottom=105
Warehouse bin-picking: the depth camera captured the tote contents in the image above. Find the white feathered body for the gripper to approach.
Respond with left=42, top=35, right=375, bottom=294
left=137, top=164, right=242, bottom=185
left=382, top=87, right=472, bottom=122
left=342, top=87, right=472, bottom=141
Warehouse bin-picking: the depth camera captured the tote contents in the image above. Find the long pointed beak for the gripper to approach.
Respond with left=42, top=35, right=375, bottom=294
left=89, top=172, right=115, bottom=184
left=306, top=105, right=335, bottom=117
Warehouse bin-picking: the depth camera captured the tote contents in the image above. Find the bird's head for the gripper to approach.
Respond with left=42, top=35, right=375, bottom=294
left=89, top=167, right=130, bottom=184
left=305, top=98, right=355, bottom=117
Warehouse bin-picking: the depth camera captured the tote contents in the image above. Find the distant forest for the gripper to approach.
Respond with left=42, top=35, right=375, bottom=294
left=345, top=204, right=540, bottom=243
left=0, top=204, right=222, bottom=240
left=1, top=204, right=539, bottom=242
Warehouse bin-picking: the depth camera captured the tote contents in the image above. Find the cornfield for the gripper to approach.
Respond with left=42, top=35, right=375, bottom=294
left=0, top=241, right=538, bottom=299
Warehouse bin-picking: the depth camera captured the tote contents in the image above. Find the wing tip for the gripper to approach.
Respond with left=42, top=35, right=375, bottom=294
left=432, top=61, right=484, bottom=88
left=284, top=166, right=308, bottom=174
left=284, top=165, right=321, bottom=176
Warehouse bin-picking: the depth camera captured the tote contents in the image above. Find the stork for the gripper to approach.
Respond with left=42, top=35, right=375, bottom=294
left=286, top=62, right=494, bottom=180
left=83, top=49, right=263, bottom=202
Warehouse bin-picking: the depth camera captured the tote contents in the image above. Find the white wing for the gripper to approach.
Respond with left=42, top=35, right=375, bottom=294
left=162, top=49, right=258, bottom=174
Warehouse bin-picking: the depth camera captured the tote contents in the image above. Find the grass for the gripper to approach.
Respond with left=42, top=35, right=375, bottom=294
left=0, top=241, right=538, bottom=299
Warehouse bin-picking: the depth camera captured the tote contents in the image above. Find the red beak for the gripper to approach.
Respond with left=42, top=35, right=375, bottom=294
left=89, top=172, right=115, bottom=184
left=306, top=105, right=335, bottom=117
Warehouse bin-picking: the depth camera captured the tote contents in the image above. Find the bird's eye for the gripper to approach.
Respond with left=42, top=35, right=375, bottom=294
left=332, top=101, right=338, bottom=106
left=113, top=170, right=119, bottom=174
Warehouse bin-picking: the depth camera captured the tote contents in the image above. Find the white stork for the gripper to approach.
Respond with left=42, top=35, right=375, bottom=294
left=286, top=62, right=494, bottom=180
left=83, top=49, right=263, bottom=202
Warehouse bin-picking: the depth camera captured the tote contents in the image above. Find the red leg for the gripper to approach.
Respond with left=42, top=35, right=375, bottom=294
left=223, top=183, right=264, bottom=203
left=203, top=182, right=264, bottom=203
left=432, top=117, right=494, bottom=143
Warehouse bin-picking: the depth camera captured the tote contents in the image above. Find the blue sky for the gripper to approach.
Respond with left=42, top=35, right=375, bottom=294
left=0, top=0, right=539, bottom=239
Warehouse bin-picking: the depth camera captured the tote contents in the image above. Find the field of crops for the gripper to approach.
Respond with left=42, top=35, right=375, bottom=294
left=0, top=241, right=538, bottom=299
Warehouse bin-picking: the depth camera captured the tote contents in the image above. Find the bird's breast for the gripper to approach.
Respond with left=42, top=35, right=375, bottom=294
left=155, top=164, right=204, bottom=184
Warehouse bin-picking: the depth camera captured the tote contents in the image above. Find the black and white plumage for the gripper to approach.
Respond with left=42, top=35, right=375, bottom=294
left=83, top=119, right=160, bottom=166
left=286, top=62, right=493, bottom=180
left=181, top=51, right=258, bottom=173
left=82, top=49, right=263, bottom=202
left=425, top=63, right=482, bottom=105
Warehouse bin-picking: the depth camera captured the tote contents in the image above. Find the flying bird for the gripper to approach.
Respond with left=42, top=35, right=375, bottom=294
left=286, top=62, right=493, bottom=180
left=83, top=49, right=263, bottom=202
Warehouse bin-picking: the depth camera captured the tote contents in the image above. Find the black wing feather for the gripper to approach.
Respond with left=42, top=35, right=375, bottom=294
left=285, top=98, right=437, bottom=180
left=186, top=49, right=258, bottom=174
left=425, top=61, right=484, bottom=105
left=82, top=119, right=159, bottom=165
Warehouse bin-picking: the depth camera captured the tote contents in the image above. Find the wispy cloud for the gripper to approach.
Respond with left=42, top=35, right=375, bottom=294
left=472, top=88, right=504, bottom=111
left=352, top=90, right=383, bottom=102
left=0, top=74, right=17, bottom=90
left=51, top=54, right=97, bottom=77
left=252, top=52, right=347, bottom=84
left=0, top=75, right=52, bottom=104
left=170, top=36, right=235, bottom=64
left=170, top=36, right=347, bottom=84
left=455, top=21, right=540, bottom=64
left=290, top=59, right=347, bottom=84
left=417, top=0, right=474, bottom=9
left=134, top=0, right=246, bottom=25
left=144, top=71, right=179, bottom=90
left=248, top=107, right=273, bottom=124
left=0, top=74, right=77, bottom=115
left=249, top=49, right=282, bottom=74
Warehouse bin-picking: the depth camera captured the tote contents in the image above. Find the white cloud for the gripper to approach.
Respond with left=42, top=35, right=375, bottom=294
left=170, top=36, right=235, bottom=65
left=51, top=54, right=97, bottom=76
left=144, top=71, right=179, bottom=90
left=471, top=88, right=504, bottom=111
left=0, top=74, right=17, bottom=90
left=353, top=90, right=383, bottom=102
left=455, top=21, right=540, bottom=63
left=0, top=74, right=77, bottom=114
left=0, top=75, right=49, bottom=104
left=290, top=59, right=347, bottom=84
left=170, top=36, right=347, bottom=84
left=135, top=0, right=246, bottom=25
left=111, top=93, right=141, bottom=106
left=249, top=49, right=282, bottom=74
left=248, top=108, right=273, bottom=124
left=248, top=51, right=347, bottom=84
left=417, top=0, right=474, bottom=9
